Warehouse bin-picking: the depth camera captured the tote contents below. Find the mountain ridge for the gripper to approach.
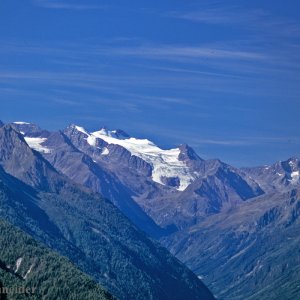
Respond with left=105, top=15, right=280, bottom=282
left=13, top=122, right=268, bottom=220
left=6, top=119, right=300, bottom=299
left=0, top=122, right=215, bottom=300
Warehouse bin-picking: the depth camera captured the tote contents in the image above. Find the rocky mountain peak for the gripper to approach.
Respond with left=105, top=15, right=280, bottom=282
left=286, top=157, right=300, bottom=169
left=112, top=129, right=130, bottom=139
left=274, top=157, right=300, bottom=175
left=0, top=124, right=59, bottom=191
left=11, top=122, right=50, bottom=138
left=95, top=127, right=130, bottom=139
left=0, top=124, right=27, bottom=147
left=12, top=121, right=40, bottom=133
left=178, top=144, right=203, bottom=162
left=67, top=124, right=89, bottom=136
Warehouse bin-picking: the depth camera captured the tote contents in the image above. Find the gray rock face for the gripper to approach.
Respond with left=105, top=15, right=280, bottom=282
left=100, top=143, right=153, bottom=177
left=160, top=176, right=180, bottom=188
left=242, top=157, right=300, bottom=193
left=42, top=130, right=164, bottom=238
left=0, top=120, right=4, bottom=127
left=134, top=159, right=263, bottom=231
left=110, top=128, right=130, bottom=139
left=178, top=144, right=203, bottom=164
left=0, top=125, right=59, bottom=191
left=11, top=122, right=50, bottom=138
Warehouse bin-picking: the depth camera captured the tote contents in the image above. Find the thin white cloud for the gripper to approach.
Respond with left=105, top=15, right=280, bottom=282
left=0, top=38, right=299, bottom=100
left=0, top=41, right=265, bottom=63
left=33, top=0, right=106, bottom=10
left=51, top=98, right=83, bottom=106
left=168, top=7, right=267, bottom=25
left=131, top=123, right=300, bottom=149
left=143, top=65, right=243, bottom=79
left=167, top=6, right=300, bottom=41
left=112, top=46, right=265, bottom=61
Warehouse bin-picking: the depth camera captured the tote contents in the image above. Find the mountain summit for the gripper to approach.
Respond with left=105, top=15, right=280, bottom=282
left=11, top=122, right=265, bottom=226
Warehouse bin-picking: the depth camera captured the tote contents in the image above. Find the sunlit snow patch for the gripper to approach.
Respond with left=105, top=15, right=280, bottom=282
left=101, top=147, right=109, bottom=155
left=24, top=137, right=51, bottom=154
left=291, top=171, right=300, bottom=184
left=75, top=125, right=89, bottom=136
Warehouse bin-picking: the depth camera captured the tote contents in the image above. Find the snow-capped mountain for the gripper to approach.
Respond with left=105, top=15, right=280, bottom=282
left=242, top=157, right=300, bottom=193
left=5, top=120, right=300, bottom=299
left=0, top=122, right=215, bottom=300
left=71, top=125, right=201, bottom=191
left=13, top=122, right=205, bottom=191
left=11, top=121, right=264, bottom=229
left=11, top=122, right=51, bottom=153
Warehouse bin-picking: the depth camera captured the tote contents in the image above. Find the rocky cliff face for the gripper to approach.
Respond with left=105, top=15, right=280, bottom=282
left=242, top=157, right=300, bottom=193
left=0, top=125, right=60, bottom=191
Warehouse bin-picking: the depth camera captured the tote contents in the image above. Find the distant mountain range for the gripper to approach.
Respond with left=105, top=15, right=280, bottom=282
left=1, top=120, right=300, bottom=299
left=0, top=122, right=214, bottom=300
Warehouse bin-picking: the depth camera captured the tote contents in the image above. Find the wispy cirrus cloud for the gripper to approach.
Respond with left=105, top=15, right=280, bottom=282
left=167, top=7, right=267, bottom=25
left=0, top=40, right=265, bottom=64
left=166, top=5, right=300, bottom=41
left=33, top=0, right=107, bottom=10
left=0, top=37, right=299, bottom=104
left=132, top=122, right=300, bottom=148
left=111, top=45, right=265, bottom=61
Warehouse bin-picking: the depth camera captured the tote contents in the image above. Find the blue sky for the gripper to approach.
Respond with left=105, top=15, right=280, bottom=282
left=0, top=0, right=300, bottom=166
